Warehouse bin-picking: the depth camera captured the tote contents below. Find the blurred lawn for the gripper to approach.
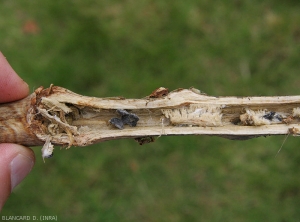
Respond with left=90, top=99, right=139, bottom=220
left=1, top=0, right=300, bottom=221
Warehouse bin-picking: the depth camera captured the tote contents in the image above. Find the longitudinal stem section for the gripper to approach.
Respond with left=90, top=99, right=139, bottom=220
left=1, top=85, right=300, bottom=151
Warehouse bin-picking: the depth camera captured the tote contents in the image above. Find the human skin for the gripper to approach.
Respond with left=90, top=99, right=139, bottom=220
left=0, top=52, right=35, bottom=211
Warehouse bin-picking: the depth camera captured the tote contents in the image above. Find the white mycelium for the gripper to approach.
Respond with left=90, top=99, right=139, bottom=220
left=41, top=136, right=54, bottom=162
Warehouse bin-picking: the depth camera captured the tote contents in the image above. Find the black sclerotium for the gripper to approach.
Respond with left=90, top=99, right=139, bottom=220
left=263, top=111, right=276, bottom=120
left=275, top=114, right=283, bottom=121
left=121, top=113, right=139, bottom=127
left=117, top=109, right=130, bottom=116
left=117, top=109, right=140, bottom=127
left=109, top=117, right=124, bottom=129
left=110, top=109, right=140, bottom=129
left=263, top=111, right=282, bottom=121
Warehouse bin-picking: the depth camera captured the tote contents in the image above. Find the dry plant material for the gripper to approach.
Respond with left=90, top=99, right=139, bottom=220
left=149, top=87, right=169, bottom=98
left=1, top=85, right=300, bottom=159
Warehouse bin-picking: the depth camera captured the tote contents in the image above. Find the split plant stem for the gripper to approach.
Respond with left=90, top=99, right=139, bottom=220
left=1, top=85, right=300, bottom=149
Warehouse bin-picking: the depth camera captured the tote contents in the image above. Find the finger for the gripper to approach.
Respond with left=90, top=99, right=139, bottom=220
left=0, top=52, right=29, bottom=103
left=0, top=144, right=35, bottom=211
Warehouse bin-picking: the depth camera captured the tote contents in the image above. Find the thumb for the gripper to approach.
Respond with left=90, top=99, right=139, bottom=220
left=0, top=52, right=29, bottom=103
left=0, top=144, right=35, bottom=211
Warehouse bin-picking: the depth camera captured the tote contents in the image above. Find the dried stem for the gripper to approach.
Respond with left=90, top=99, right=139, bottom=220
left=1, top=85, right=300, bottom=148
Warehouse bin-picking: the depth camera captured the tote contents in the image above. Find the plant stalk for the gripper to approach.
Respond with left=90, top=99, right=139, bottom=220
left=1, top=85, right=300, bottom=148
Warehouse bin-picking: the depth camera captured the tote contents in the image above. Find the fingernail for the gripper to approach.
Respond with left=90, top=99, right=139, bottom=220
left=10, top=154, right=34, bottom=191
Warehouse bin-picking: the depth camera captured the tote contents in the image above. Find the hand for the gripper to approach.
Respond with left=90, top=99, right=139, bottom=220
left=0, top=52, right=35, bottom=211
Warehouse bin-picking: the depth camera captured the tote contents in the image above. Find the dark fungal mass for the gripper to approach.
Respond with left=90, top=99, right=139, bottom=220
left=117, top=109, right=139, bottom=127
left=110, top=109, right=139, bottom=129
left=263, top=111, right=276, bottom=120
left=109, top=117, right=124, bottom=129
left=263, top=111, right=282, bottom=121
left=121, top=113, right=139, bottom=127
left=116, top=109, right=129, bottom=116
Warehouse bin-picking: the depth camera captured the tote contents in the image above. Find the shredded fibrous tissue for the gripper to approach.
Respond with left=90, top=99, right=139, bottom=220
left=240, top=108, right=283, bottom=126
left=292, top=107, right=300, bottom=118
left=162, top=104, right=223, bottom=127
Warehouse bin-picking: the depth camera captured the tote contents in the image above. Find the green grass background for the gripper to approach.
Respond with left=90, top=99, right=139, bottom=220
left=1, top=0, right=300, bottom=221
